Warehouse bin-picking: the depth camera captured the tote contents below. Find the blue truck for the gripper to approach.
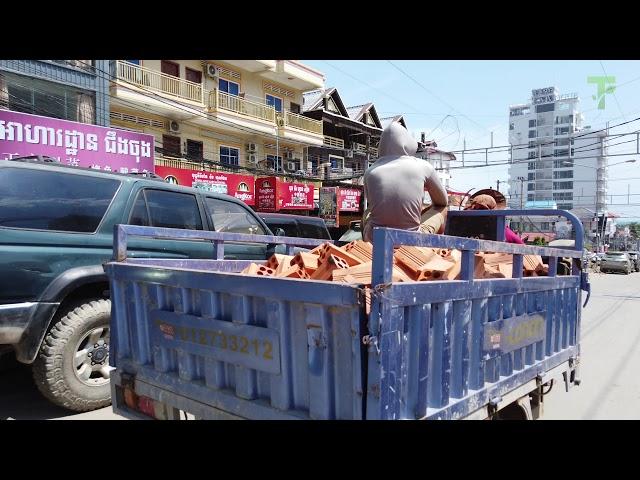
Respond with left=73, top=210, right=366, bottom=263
left=104, top=209, right=590, bottom=420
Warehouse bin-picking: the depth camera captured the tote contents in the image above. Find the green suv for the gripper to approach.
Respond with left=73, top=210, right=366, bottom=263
left=0, top=158, right=275, bottom=412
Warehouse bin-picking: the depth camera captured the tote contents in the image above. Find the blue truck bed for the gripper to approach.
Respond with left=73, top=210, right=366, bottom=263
left=105, top=209, right=588, bottom=420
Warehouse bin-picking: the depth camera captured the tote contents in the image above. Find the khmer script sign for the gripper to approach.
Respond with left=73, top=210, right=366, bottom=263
left=0, top=110, right=155, bottom=173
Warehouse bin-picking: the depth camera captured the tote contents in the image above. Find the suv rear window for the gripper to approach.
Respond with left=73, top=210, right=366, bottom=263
left=129, top=189, right=203, bottom=230
left=298, top=221, right=331, bottom=240
left=205, top=198, right=265, bottom=235
left=0, top=167, right=120, bottom=232
left=262, top=219, right=298, bottom=237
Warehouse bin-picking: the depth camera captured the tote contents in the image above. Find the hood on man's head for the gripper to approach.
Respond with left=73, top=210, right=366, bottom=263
left=378, top=122, right=418, bottom=157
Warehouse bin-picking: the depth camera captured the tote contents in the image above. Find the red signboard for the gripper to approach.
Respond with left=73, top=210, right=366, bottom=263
left=338, top=188, right=362, bottom=211
left=255, top=177, right=315, bottom=212
left=155, top=166, right=255, bottom=205
left=256, top=176, right=278, bottom=212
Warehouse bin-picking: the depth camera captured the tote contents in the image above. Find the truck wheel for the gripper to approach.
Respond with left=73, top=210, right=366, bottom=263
left=32, top=299, right=112, bottom=412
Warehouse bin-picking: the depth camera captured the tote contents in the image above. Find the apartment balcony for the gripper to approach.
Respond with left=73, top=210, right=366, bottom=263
left=111, top=61, right=205, bottom=120
left=277, top=111, right=324, bottom=146
left=204, top=89, right=277, bottom=136
left=324, top=136, right=345, bottom=148
left=352, top=143, right=378, bottom=157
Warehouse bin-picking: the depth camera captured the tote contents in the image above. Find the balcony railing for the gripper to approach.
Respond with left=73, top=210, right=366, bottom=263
left=115, top=60, right=203, bottom=104
left=208, top=89, right=276, bottom=123
left=324, top=136, right=345, bottom=148
left=282, top=111, right=323, bottom=135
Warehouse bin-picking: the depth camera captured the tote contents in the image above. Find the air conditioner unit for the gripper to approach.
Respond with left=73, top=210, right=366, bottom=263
left=206, top=64, right=219, bottom=78
left=167, top=120, right=180, bottom=134
left=249, top=154, right=258, bottom=163
left=344, top=149, right=354, bottom=158
left=287, top=162, right=297, bottom=171
left=277, top=117, right=285, bottom=127
left=284, top=151, right=294, bottom=160
left=247, top=143, right=257, bottom=152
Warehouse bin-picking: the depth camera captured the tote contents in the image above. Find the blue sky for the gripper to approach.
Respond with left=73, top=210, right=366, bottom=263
left=304, top=60, right=640, bottom=220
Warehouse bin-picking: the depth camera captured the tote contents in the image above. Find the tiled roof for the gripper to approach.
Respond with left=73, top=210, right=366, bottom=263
left=302, top=88, right=327, bottom=112
left=346, top=103, right=371, bottom=121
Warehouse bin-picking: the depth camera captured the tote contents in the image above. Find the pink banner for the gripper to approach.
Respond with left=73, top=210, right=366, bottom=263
left=338, top=188, right=361, bottom=212
left=155, top=166, right=255, bottom=205
left=279, top=181, right=314, bottom=210
left=0, top=109, right=155, bottom=173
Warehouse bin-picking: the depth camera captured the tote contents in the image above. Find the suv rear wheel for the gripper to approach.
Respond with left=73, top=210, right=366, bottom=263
left=32, top=299, right=112, bottom=412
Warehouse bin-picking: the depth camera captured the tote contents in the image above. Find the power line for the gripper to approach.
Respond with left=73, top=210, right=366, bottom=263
left=386, top=60, right=490, bottom=135
left=320, top=61, right=423, bottom=116
left=599, top=60, right=629, bottom=134
left=448, top=116, right=640, bottom=155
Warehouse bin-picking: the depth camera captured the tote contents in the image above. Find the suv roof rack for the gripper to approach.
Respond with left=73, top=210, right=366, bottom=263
left=6, top=155, right=166, bottom=182
left=127, top=171, right=165, bottom=182
left=8, top=155, right=60, bottom=164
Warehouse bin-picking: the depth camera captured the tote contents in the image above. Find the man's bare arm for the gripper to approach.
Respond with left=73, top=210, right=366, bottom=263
left=423, top=162, right=448, bottom=207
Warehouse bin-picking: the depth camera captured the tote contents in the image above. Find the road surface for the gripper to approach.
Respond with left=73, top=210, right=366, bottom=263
left=543, top=270, right=640, bottom=419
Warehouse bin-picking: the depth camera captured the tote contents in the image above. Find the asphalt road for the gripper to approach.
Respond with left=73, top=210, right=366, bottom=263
left=0, top=359, right=124, bottom=420
left=1, top=270, right=638, bottom=420
left=543, top=269, right=640, bottom=419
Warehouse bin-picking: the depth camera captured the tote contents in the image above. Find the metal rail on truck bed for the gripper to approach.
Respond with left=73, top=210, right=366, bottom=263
left=105, top=210, right=589, bottom=420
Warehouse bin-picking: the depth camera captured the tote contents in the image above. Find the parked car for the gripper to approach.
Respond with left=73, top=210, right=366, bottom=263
left=258, top=212, right=332, bottom=241
left=0, top=158, right=279, bottom=412
left=627, top=251, right=640, bottom=272
left=600, top=251, right=633, bottom=274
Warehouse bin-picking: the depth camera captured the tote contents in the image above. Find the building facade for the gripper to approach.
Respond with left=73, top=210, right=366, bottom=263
left=0, top=60, right=110, bottom=126
left=302, top=88, right=382, bottom=179
left=507, top=86, right=607, bottom=214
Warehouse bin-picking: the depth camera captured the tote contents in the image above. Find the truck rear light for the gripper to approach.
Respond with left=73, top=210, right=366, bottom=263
left=138, top=396, right=156, bottom=418
left=123, top=387, right=138, bottom=410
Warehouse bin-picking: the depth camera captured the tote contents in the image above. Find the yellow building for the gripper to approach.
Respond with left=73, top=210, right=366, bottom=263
left=108, top=60, right=325, bottom=180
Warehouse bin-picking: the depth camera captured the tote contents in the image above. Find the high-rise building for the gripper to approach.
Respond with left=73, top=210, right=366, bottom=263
left=507, top=86, right=607, bottom=215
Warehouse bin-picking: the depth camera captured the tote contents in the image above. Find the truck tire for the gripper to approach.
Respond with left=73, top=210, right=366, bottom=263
left=32, top=299, right=112, bottom=412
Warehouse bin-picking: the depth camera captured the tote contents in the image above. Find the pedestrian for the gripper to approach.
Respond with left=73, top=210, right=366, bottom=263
left=362, top=123, right=449, bottom=242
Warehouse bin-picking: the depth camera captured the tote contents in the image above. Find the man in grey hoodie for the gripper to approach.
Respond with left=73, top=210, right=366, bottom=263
left=362, top=122, right=449, bottom=242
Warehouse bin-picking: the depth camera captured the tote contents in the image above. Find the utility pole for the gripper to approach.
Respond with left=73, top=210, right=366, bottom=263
left=517, top=176, right=525, bottom=209
left=462, top=137, right=465, bottom=167
left=496, top=179, right=501, bottom=192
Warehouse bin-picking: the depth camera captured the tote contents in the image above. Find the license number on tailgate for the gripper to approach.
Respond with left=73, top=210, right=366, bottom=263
left=151, top=310, right=281, bottom=374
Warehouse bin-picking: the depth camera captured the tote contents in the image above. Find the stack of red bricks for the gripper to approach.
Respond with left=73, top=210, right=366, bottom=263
left=240, top=240, right=548, bottom=283
left=239, top=241, right=548, bottom=314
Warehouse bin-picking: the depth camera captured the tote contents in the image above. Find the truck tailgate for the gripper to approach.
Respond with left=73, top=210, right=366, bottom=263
left=106, top=260, right=367, bottom=420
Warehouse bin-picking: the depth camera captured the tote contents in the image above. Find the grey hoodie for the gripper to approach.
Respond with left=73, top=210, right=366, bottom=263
left=363, top=123, right=448, bottom=241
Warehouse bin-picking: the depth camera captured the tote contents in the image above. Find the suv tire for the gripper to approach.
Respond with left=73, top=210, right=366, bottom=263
left=32, top=299, right=112, bottom=412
